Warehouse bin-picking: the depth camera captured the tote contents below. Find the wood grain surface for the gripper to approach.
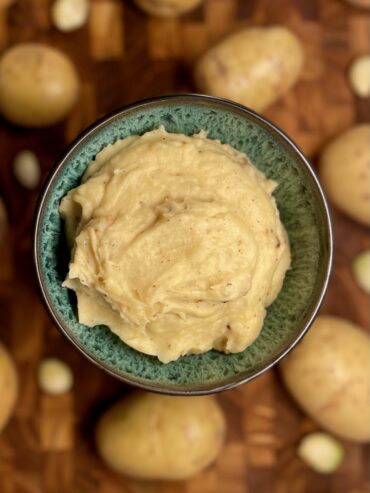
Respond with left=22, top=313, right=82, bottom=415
left=0, top=0, right=369, bottom=492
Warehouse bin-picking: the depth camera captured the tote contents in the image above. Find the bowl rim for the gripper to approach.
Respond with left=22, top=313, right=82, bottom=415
left=33, top=93, right=333, bottom=395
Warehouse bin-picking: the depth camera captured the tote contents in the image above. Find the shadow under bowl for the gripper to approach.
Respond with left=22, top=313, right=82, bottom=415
left=33, top=94, right=332, bottom=395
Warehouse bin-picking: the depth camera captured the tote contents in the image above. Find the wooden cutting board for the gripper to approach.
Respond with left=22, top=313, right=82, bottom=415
left=0, top=0, right=369, bottom=492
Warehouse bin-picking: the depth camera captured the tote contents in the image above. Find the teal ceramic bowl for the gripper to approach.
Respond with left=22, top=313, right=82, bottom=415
left=34, top=94, right=332, bottom=395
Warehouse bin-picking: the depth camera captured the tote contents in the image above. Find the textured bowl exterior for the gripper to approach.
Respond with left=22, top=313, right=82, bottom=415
left=34, top=94, right=332, bottom=394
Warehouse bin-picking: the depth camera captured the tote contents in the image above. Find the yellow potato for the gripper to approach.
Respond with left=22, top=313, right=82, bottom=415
left=0, top=43, right=79, bottom=127
left=96, top=392, right=226, bottom=479
left=280, top=316, right=370, bottom=443
left=319, top=124, right=370, bottom=226
left=133, top=0, right=202, bottom=17
left=0, top=0, right=14, bottom=8
left=345, top=0, right=370, bottom=7
left=0, top=343, right=18, bottom=433
left=195, top=26, right=304, bottom=112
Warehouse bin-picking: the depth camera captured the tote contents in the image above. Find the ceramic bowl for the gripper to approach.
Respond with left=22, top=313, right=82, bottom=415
left=34, top=94, right=332, bottom=395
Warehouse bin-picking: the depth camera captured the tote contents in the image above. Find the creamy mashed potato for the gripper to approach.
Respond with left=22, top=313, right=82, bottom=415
left=60, top=127, right=290, bottom=363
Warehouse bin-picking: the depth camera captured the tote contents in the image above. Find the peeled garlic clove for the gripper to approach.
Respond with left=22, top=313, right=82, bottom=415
left=51, top=0, right=89, bottom=32
left=13, top=150, right=41, bottom=190
left=298, top=433, right=344, bottom=474
left=38, top=358, right=74, bottom=395
left=349, top=55, right=370, bottom=98
left=352, top=249, right=370, bottom=294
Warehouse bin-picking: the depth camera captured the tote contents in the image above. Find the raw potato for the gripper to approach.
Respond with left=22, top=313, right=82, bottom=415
left=298, top=433, right=344, bottom=474
left=51, top=0, right=89, bottom=32
left=0, top=43, right=79, bottom=127
left=38, top=358, right=74, bottom=395
left=352, top=250, right=370, bottom=294
left=133, top=0, right=203, bottom=18
left=13, top=150, right=41, bottom=190
left=319, top=124, right=370, bottom=226
left=0, top=343, right=18, bottom=433
left=280, top=315, right=370, bottom=443
left=96, top=392, right=226, bottom=480
left=195, top=26, right=304, bottom=112
left=345, top=0, right=370, bottom=7
left=0, top=0, right=14, bottom=8
left=348, top=55, right=370, bottom=97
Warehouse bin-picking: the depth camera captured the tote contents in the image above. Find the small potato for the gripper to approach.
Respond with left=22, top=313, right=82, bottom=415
left=280, top=316, right=370, bottom=443
left=0, top=343, right=18, bottom=433
left=195, top=26, right=304, bottom=112
left=96, top=392, right=226, bottom=480
left=0, top=43, right=79, bottom=127
left=319, top=124, right=370, bottom=226
left=345, top=0, right=370, bottom=7
left=0, top=0, right=14, bottom=7
left=133, top=0, right=203, bottom=18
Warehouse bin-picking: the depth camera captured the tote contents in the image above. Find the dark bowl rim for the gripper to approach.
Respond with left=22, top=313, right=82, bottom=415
left=33, top=93, right=333, bottom=395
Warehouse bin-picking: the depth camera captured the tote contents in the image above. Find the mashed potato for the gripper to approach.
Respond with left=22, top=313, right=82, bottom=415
left=60, top=127, right=290, bottom=363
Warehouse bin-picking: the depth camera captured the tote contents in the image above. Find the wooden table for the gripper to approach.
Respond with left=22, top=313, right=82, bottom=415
left=0, top=0, right=369, bottom=492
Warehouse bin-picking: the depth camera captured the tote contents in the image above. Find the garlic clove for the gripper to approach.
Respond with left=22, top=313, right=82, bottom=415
left=51, top=0, right=89, bottom=32
left=13, top=150, right=41, bottom=190
left=298, top=432, right=344, bottom=474
left=352, top=249, right=370, bottom=294
left=349, top=55, right=370, bottom=98
left=38, top=357, right=74, bottom=395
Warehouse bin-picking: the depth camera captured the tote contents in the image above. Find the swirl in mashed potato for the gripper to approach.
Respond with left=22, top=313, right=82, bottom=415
left=60, top=127, right=290, bottom=363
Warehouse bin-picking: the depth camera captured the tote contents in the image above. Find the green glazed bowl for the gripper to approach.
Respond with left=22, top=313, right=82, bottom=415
left=34, top=94, right=332, bottom=395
